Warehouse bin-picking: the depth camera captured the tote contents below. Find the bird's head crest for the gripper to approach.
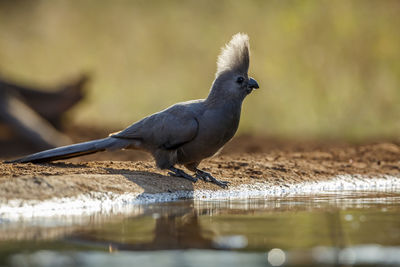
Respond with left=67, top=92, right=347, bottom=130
left=216, top=33, right=250, bottom=77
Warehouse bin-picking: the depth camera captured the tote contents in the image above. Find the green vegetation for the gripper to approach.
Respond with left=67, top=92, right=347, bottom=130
left=0, top=1, right=399, bottom=140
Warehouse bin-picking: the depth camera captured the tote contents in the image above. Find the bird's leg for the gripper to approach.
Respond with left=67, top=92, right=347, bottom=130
left=195, top=169, right=230, bottom=188
left=168, top=166, right=198, bottom=183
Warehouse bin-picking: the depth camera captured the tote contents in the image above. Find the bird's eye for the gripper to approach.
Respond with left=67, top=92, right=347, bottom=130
left=236, top=77, right=244, bottom=84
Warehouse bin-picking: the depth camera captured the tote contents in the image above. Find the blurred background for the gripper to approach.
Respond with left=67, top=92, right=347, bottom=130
left=0, top=0, right=399, bottom=153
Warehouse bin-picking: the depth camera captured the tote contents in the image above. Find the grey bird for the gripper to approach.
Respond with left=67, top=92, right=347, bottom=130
left=7, top=33, right=259, bottom=188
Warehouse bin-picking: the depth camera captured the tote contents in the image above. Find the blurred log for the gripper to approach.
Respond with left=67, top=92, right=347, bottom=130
left=0, top=91, right=72, bottom=149
left=0, top=74, right=89, bottom=128
left=0, top=74, right=89, bottom=150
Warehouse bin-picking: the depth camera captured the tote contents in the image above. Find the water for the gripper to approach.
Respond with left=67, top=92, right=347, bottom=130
left=1, top=190, right=400, bottom=267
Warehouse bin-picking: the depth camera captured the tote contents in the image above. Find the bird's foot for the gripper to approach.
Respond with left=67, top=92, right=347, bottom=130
left=195, top=169, right=230, bottom=188
left=168, top=166, right=198, bottom=183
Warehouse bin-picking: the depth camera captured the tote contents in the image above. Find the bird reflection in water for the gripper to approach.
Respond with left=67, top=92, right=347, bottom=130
left=68, top=201, right=216, bottom=251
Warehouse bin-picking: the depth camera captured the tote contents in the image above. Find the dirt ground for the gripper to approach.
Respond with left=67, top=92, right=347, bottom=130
left=0, top=125, right=399, bottom=201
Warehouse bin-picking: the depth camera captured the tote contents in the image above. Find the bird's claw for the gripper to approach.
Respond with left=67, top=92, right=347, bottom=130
left=168, top=167, right=198, bottom=183
left=196, top=170, right=230, bottom=188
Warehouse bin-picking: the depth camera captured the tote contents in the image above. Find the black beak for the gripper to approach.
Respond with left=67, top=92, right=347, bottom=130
left=248, top=77, right=259, bottom=89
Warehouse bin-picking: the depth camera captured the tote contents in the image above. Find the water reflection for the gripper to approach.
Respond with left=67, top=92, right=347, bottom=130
left=68, top=201, right=215, bottom=250
left=1, top=190, right=400, bottom=266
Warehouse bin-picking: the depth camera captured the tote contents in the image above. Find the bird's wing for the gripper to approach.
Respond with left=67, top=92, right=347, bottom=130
left=112, top=105, right=199, bottom=149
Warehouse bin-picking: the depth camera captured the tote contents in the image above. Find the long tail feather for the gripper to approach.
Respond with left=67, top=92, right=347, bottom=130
left=6, top=137, right=129, bottom=163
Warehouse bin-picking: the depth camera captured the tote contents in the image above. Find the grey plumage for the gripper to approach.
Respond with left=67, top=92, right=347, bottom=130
left=7, top=33, right=259, bottom=187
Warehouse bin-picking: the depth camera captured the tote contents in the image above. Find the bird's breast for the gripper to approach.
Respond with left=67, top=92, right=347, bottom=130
left=177, top=105, right=241, bottom=163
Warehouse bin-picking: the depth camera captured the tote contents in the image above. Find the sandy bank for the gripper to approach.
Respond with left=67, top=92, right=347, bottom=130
left=0, top=139, right=399, bottom=217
